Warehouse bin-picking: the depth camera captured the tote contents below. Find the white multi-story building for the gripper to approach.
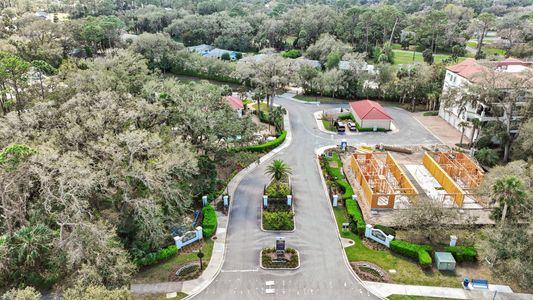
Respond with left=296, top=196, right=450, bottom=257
left=439, top=58, right=532, bottom=141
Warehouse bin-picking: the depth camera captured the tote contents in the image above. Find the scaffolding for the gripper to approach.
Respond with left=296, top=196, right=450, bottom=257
left=423, top=151, right=484, bottom=207
left=351, top=152, right=418, bottom=209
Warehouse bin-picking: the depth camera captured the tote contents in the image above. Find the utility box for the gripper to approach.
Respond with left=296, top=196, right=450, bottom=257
left=434, top=252, right=456, bottom=271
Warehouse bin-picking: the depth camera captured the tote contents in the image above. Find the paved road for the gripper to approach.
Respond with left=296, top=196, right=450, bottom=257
left=193, top=95, right=440, bottom=299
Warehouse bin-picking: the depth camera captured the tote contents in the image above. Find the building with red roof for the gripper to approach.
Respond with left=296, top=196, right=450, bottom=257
left=439, top=57, right=532, bottom=141
left=224, top=95, right=244, bottom=117
left=349, top=100, right=393, bottom=130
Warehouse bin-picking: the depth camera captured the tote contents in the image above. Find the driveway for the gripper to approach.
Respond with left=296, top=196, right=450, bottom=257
left=192, top=94, right=441, bottom=299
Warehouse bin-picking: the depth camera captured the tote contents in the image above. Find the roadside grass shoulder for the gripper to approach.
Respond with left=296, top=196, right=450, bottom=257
left=135, top=292, right=188, bottom=300
left=332, top=208, right=460, bottom=288
left=294, top=94, right=350, bottom=103
left=321, top=119, right=335, bottom=131
left=133, top=240, right=214, bottom=284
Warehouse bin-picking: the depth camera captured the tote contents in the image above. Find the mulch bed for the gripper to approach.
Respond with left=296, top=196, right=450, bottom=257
left=351, top=262, right=390, bottom=283
left=179, top=240, right=205, bottom=254
left=362, top=238, right=389, bottom=251
left=169, top=262, right=207, bottom=282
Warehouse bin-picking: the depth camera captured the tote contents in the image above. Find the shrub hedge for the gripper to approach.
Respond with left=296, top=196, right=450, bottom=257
left=337, top=179, right=354, bottom=200
left=346, top=199, right=366, bottom=234
left=263, top=211, right=294, bottom=231
left=136, top=245, right=178, bottom=267
left=444, top=245, right=478, bottom=262
left=324, top=152, right=365, bottom=233
left=390, top=240, right=432, bottom=267
left=239, top=131, right=287, bottom=152
left=338, top=112, right=355, bottom=121
left=202, top=204, right=217, bottom=238
left=281, top=49, right=302, bottom=59
left=374, top=224, right=396, bottom=236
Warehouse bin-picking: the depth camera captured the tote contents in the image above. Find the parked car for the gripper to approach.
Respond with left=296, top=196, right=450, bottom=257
left=334, top=121, right=346, bottom=132
left=347, top=122, right=357, bottom=131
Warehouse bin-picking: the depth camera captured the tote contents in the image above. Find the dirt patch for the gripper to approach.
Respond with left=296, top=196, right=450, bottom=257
left=351, top=262, right=390, bottom=282
left=329, top=160, right=339, bottom=168
left=179, top=240, right=205, bottom=254
left=362, top=238, right=389, bottom=251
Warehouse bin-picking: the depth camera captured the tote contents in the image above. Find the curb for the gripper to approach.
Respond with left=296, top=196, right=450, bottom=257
left=278, top=93, right=321, bottom=105
left=182, top=112, right=293, bottom=299
left=259, top=249, right=301, bottom=270
left=313, top=146, right=387, bottom=300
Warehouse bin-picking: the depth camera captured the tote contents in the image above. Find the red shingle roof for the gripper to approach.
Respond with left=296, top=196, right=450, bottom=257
left=224, top=96, right=243, bottom=110
left=447, top=58, right=532, bottom=86
left=447, top=58, right=487, bottom=80
left=496, top=57, right=532, bottom=67
left=350, top=100, right=392, bottom=120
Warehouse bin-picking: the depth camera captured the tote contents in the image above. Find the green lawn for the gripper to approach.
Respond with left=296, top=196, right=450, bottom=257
left=466, top=41, right=506, bottom=56
left=388, top=295, right=458, bottom=300
left=294, top=94, right=350, bottom=103
left=133, top=240, right=214, bottom=284
left=391, top=50, right=465, bottom=65
left=252, top=102, right=270, bottom=112
left=322, top=119, right=335, bottom=131
left=134, top=292, right=188, bottom=300
left=332, top=208, right=461, bottom=288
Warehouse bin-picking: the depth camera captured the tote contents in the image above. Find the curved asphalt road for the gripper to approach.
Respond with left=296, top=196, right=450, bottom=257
left=193, top=94, right=440, bottom=299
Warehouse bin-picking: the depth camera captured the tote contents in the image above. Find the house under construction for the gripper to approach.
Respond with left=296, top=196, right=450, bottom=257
left=350, top=152, right=418, bottom=209
left=422, top=151, right=484, bottom=207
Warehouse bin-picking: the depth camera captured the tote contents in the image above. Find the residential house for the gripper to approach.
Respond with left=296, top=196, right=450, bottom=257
left=188, top=44, right=215, bottom=55
left=34, top=11, right=48, bottom=19
left=293, top=57, right=321, bottom=69
left=188, top=45, right=239, bottom=61
left=224, top=95, right=244, bottom=117
left=339, top=60, right=377, bottom=75
left=439, top=58, right=532, bottom=140
left=205, top=48, right=238, bottom=60
left=120, top=33, right=139, bottom=44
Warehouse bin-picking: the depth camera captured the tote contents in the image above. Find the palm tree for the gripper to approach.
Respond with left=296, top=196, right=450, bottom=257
left=458, top=121, right=470, bottom=146
left=469, top=118, right=481, bottom=148
left=474, top=148, right=499, bottom=167
left=269, top=106, right=286, bottom=133
left=265, top=160, right=292, bottom=192
left=491, top=176, right=527, bottom=226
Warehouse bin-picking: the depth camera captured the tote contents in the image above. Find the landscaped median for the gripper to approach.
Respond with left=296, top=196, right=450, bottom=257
left=261, top=160, right=295, bottom=231
left=260, top=247, right=300, bottom=270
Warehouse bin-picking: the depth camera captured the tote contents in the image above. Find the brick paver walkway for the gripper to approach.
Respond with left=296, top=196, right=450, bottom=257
left=413, top=113, right=469, bottom=147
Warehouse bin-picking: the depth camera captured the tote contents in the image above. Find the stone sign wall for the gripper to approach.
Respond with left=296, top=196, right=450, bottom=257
left=365, top=224, right=394, bottom=247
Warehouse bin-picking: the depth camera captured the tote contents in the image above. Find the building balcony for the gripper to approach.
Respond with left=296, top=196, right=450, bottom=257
left=466, top=111, right=498, bottom=122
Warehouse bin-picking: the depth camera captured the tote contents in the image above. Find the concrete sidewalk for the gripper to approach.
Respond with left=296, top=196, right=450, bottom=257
left=412, top=113, right=469, bottom=147
left=364, top=281, right=521, bottom=300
